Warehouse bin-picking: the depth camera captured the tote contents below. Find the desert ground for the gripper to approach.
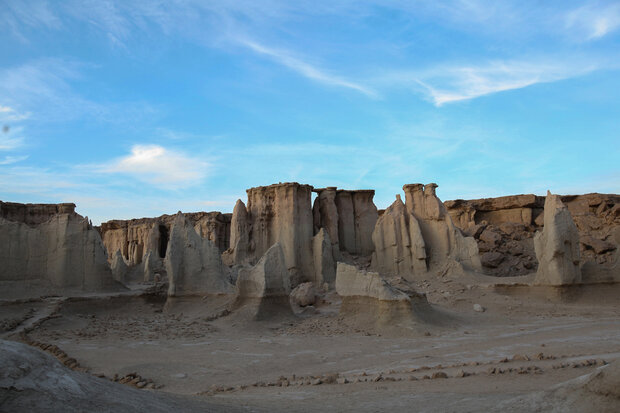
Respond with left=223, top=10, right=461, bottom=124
left=3, top=276, right=619, bottom=412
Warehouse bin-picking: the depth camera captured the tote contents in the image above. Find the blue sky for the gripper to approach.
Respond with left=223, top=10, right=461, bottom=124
left=1, top=1, right=619, bottom=224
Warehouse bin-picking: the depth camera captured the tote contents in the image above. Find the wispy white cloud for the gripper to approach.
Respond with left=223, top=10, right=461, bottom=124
left=0, top=126, right=25, bottom=151
left=0, top=155, right=29, bottom=165
left=95, top=144, right=209, bottom=187
left=238, top=38, right=377, bottom=97
left=565, top=3, right=620, bottom=40
left=0, top=106, right=31, bottom=122
left=386, top=59, right=598, bottom=106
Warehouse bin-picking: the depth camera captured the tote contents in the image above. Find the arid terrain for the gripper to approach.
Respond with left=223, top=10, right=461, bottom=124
left=1, top=183, right=619, bottom=412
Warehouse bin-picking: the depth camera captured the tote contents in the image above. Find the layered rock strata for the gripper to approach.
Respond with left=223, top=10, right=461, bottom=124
left=445, top=193, right=619, bottom=276
left=534, top=192, right=581, bottom=285
left=0, top=202, right=114, bottom=292
left=99, top=211, right=231, bottom=266
left=165, top=214, right=233, bottom=296
left=224, top=183, right=315, bottom=287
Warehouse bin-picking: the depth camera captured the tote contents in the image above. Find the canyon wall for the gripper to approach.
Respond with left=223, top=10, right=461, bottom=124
left=445, top=193, right=619, bottom=277
left=0, top=201, right=114, bottom=292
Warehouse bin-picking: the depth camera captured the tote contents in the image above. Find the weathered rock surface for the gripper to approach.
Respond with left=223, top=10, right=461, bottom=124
left=334, top=190, right=378, bottom=256
left=224, top=183, right=315, bottom=287
left=0, top=339, right=238, bottom=412
left=232, top=243, right=294, bottom=320
left=534, top=192, right=582, bottom=285
left=312, top=228, right=336, bottom=286
left=402, top=183, right=481, bottom=272
left=371, top=195, right=427, bottom=279
left=446, top=193, right=619, bottom=277
left=290, top=282, right=316, bottom=307
left=110, top=249, right=129, bottom=283
left=165, top=213, right=233, bottom=296
left=312, top=187, right=341, bottom=260
left=100, top=211, right=231, bottom=267
left=0, top=202, right=115, bottom=294
left=336, top=263, right=433, bottom=330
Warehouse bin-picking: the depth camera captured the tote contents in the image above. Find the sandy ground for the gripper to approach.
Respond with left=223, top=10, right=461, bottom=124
left=2, top=277, right=619, bottom=412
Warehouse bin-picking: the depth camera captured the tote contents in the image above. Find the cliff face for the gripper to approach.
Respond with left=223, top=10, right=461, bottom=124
left=99, top=211, right=231, bottom=266
left=445, top=193, right=619, bottom=277
left=0, top=202, right=114, bottom=292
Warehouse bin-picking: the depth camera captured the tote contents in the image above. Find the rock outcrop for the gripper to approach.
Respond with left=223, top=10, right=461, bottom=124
left=110, top=249, right=129, bottom=283
left=165, top=214, right=233, bottom=296
left=402, top=183, right=480, bottom=272
left=335, top=263, right=432, bottom=330
left=312, top=228, right=336, bottom=287
left=99, top=211, right=231, bottom=267
left=371, top=195, right=427, bottom=279
left=334, top=190, right=378, bottom=256
left=534, top=192, right=581, bottom=285
left=231, top=243, right=294, bottom=320
left=0, top=202, right=115, bottom=294
left=445, top=193, right=619, bottom=277
left=224, top=183, right=315, bottom=287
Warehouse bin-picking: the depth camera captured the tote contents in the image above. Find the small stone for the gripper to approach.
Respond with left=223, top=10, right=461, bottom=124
left=473, top=304, right=485, bottom=312
left=311, top=378, right=322, bottom=385
left=431, top=372, right=448, bottom=379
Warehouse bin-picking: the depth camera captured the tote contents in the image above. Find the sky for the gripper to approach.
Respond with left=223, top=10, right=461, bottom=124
left=1, top=0, right=619, bottom=224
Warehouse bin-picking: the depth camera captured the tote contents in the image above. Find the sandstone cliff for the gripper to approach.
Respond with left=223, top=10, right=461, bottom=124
left=0, top=201, right=115, bottom=295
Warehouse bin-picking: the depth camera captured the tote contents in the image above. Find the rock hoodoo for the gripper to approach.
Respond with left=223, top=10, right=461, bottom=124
left=224, top=183, right=315, bottom=287
left=165, top=213, right=233, bottom=296
left=0, top=202, right=115, bottom=294
left=371, top=195, right=427, bottom=279
left=534, top=192, right=582, bottom=285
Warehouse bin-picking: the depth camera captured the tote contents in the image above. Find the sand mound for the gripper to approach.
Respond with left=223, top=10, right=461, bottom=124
left=0, top=339, right=243, bottom=412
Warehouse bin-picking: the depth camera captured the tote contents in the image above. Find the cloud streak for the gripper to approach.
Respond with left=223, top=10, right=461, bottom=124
left=391, top=59, right=598, bottom=106
left=565, top=3, right=620, bottom=40
left=239, top=39, right=377, bottom=97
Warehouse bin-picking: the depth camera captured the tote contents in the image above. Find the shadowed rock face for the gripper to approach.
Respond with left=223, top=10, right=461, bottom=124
left=225, top=183, right=315, bottom=287
left=165, top=213, right=233, bottom=297
left=534, top=192, right=581, bottom=285
left=371, top=195, right=427, bottom=280
left=0, top=203, right=114, bottom=292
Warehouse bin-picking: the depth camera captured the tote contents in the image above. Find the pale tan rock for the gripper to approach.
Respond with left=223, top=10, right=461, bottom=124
left=402, top=183, right=481, bottom=272
left=232, top=243, right=294, bottom=320
left=290, top=282, right=316, bottom=307
left=335, top=190, right=378, bottom=256
left=110, top=249, right=129, bottom=283
left=225, top=183, right=315, bottom=287
left=312, top=187, right=341, bottom=260
left=165, top=213, right=233, bottom=296
left=534, top=192, right=581, bottom=285
left=370, top=195, right=427, bottom=280
left=222, top=199, right=249, bottom=267
left=0, top=204, right=114, bottom=292
left=312, top=228, right=336, bottom=286
left=336, top=263, right=410, bottom=301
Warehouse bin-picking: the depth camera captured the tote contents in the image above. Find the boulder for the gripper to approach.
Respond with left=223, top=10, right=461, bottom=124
left=290, top=282, right=316, bottom=307
left=370, top=195, right=427, bottom=280
left=534, top=192, right=581, bottom=285
left=480, top=252, right=505, bottom=268
left=165, top=213, right=233, bottom=296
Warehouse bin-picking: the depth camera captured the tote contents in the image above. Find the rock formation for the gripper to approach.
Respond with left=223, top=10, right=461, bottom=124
left=445, top=193, right=619, bottom=277
left=232, top=243, right=294, bottom=320
left=110, top=249, right=129, bottom=283
left=224, top=183, right=315, bottom=287
left=0, top=202, right=115, bottom=294
left=312, top=228, right=336, bottom=287
left=402, top=183, right=480, bottom=272
left=371, top=195, right=427, bottom=279
left=334, top=190, right=378, bottom=256
left=165, top=213, right=233, bottom=296
left=335, top=263, right=432, bottom=330
left=99, top=211, right=231, bottom=267
left=533, top=192, right=581, bottom=285
left=312, top=187, right=341, bottom=260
